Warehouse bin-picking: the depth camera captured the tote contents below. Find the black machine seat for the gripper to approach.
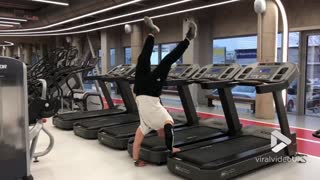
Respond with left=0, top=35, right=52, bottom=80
left=176, top=136, right=269, bottom=169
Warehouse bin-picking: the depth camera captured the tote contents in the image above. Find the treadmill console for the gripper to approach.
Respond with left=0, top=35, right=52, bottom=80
left=235, top=62, right=298, bottom=83
left=168, top=64, right=200, bottom=79
left=130, top=65, right=157, bottom=78
left=192, top=64, right=241, bottom=80
left=108, top=64, right=136, bottom=77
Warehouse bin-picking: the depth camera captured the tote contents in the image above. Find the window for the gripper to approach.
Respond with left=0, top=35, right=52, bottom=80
left=151, top=45, right=160, bottom=64
left=213, top=33, right=300, bottom=113
left=305, top=35, right=320, bottom=116
left=124, top=47, right=131, bottom=64
left=213, top=36, right=258, bottom=65
left=110, top=48, right=116, bottom=67
left=161, top=43, right=182, bottom=64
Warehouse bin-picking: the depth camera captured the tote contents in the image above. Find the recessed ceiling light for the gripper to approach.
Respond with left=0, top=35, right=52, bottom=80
left=0, top=21, right=21, bottom=25
left=0, top=41, right=14, bottom=47
left=32, top=0, right=69, bottom=6
left=0, top=0, right=142, bottom=32
left=0, top=17, right=27, bottom=22
left=0, top=24, right=14, bottom=28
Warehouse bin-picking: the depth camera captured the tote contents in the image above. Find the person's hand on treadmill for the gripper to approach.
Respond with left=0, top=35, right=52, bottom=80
left=172, top=147, right=181, bottom=153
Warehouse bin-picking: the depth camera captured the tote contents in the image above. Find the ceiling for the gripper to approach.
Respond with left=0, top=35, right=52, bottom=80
left=0, top=0, right=240, bottom=30
left=0, top=0, right=48, bottom=11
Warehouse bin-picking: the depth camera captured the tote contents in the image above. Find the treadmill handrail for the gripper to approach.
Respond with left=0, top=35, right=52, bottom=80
left=237, top=80, right=290, bottom=94
left=200, top=80, right=238, bottom=89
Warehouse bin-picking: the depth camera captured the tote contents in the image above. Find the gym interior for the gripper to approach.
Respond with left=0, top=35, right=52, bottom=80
left=0, top=0, right=320, bottom=180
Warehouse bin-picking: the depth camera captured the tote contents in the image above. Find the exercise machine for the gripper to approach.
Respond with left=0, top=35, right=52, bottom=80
left=53, top=64, right=136, bottom=130
left=167, top=62, right=298, bottom=180
left=98, top=64, right=200, bottom=149
left=127, top=63, right=242, bottom=164
left=0, top=57, right=33, bottom=180
left=74, top=64, right=199, bottom=140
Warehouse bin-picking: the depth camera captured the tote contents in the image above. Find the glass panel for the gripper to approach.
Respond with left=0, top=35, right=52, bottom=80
left=110, top=48, right=116, bottom=67
left=306, top=35, right=320, bottom=116
left=213, top=33, right=300, bottom=113
left=213, top=36, right=257, bottom=65
left=124, top=47, right=131, bottom=64
left=161, top=43, right=182, bottom=64
left=151, top=45, right=159, bottom=65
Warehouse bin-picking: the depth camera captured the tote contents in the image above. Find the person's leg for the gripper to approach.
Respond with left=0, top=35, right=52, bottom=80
left=135, top=35, right=154, bottom=77
left=151, top=21, right=197, bottom=80
left=135, top=17, right=160, bottom=77
left=132, top=127, right=146, bottom=167
left=163, top=120, right=180, bottom=153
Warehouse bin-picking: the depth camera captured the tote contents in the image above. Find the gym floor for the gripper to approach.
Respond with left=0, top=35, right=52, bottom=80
left=32, top=95, right=320, bottom=180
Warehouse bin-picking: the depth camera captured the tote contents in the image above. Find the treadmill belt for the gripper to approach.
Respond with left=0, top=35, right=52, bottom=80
left=56, top=109, right=124, bottom=120
left=102, top=119, right=186, bottom=137
left=79, top=114, right=139, bottom=129
left=103, top=123, right=139, bottom=137
left=176, top=136, right=269, bottom=167
left=142, top=126, right=221, bottom=150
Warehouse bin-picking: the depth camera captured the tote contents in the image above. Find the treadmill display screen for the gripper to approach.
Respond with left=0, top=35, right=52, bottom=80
left=211, top=68, right=221, bottom=73
left=259, top=68, right=271, bottom=73
left=175, top=67, right=185, bottom=74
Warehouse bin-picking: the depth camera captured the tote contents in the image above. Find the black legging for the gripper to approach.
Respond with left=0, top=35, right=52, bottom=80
left=135, top=35, right=190, bottom=83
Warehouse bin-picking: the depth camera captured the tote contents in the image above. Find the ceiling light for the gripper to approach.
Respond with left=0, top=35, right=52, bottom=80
left=32, top=0, right=69, bottom=6
left=0, top=0, right=191, bottom=35
left=0, top=41, right=14, bottom=47
left=0, top=21, right=20, bottom=25
left=0, top=0, right=141, bottom=32
left=0, top=24, right=14, bottom=28
left=0, top=17, right=27, bottom=22
left=0, top=0, right=240, bottom=36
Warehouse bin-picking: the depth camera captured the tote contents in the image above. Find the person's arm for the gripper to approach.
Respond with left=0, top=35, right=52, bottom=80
left=133, top=127, right=146, bottom=167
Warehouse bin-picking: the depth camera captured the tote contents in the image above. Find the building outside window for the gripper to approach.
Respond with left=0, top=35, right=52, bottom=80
left=213, top=33, right=300, bottom=113
left=110, top=48, right=116, bottom=67
left=124, top=47, right=131, bottom=64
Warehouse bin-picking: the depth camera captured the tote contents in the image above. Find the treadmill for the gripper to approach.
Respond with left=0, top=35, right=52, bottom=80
left=53, top=64, right=136, bottom=130
left=97, top=64, right=200, bottom=149
left=127, top=63, right=242, bottom=164
left=73, top=64, right=200, bottom=140
left=167, top=62, right=298, bottom=180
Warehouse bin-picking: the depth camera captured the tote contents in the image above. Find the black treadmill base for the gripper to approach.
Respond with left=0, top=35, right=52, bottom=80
left=127, top=140, right=169, bottom=165
left=98, top=132, right=128, bottom=150
left=73, top=125, right=98, bottom=139
left=53, top=118, right=79, bottom=130
left=23, top=175, right=34, bottom=180
left=167, top=150, right=289, bottom=180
